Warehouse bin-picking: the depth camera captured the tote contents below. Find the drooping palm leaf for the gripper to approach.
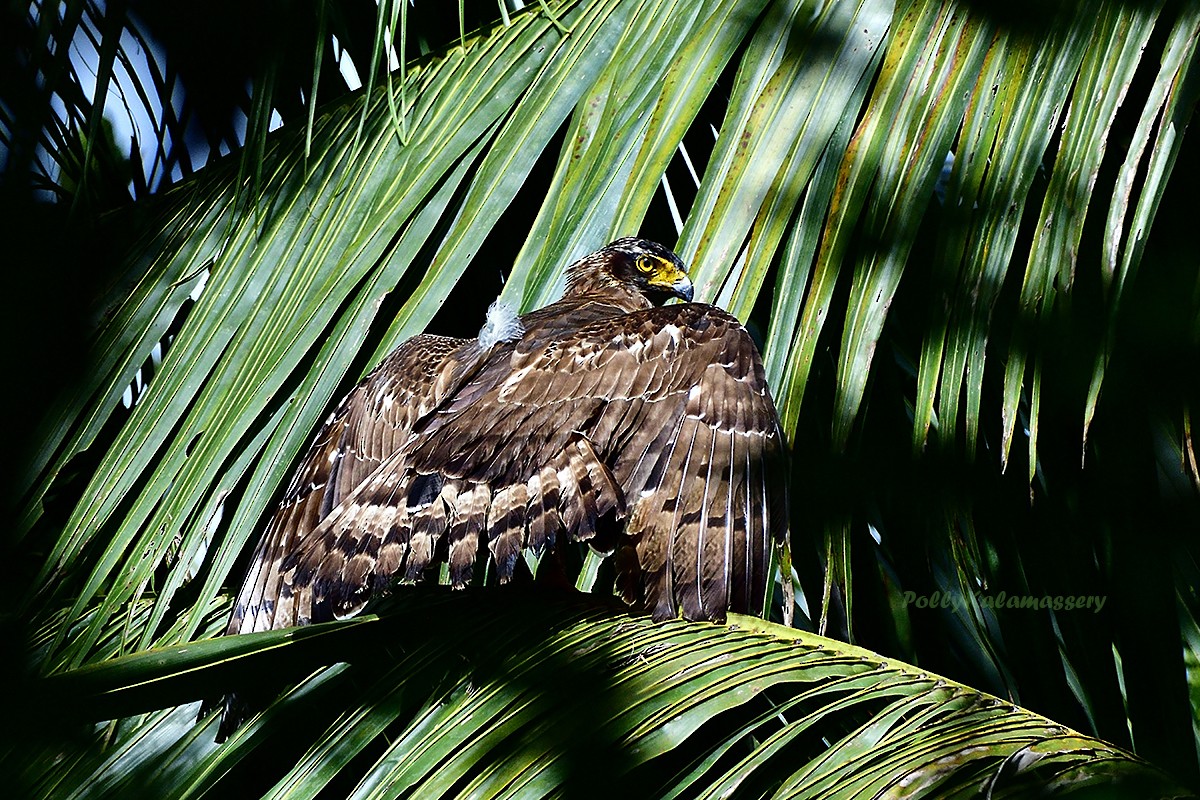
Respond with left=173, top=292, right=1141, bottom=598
left=28, top=592, right=1191, bottom=799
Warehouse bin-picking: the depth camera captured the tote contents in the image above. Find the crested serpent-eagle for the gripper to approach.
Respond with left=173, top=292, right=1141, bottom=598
left=227, top=237, right=788, bottom=640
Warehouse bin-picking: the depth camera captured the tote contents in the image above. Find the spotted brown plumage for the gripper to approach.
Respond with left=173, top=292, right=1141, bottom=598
left=227, top=236, right=787, bottom=642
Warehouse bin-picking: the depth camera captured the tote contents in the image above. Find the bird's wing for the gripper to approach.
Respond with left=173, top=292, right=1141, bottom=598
left=281, top=303, right=787, bottom=625
left=228, top=334, right=471, bottom=634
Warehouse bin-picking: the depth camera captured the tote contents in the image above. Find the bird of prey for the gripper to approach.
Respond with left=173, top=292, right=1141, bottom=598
left=227, top=238, right=788, bottom=639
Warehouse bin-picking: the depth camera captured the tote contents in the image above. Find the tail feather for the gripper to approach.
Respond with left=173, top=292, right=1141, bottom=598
left=527, top=466, right=563, bottom=555
left=404, top=482, right=455, bottom=580
left=448, top=484, right=491, bottom=586
left=487, top=483, right=529, bottom=582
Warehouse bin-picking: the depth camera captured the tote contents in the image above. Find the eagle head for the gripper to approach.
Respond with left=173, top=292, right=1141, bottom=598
left=566, top=237, right=694, bottom=305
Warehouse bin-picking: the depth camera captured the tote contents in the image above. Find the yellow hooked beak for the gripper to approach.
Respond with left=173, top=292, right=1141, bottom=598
left=647, top=261, right=694, bottom=302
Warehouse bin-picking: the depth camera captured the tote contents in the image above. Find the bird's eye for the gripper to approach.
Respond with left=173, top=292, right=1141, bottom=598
left=635, top=255, right=657, bottom=274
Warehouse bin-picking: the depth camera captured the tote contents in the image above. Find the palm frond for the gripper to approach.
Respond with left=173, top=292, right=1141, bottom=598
left=28, top=592, right=1188, bottom=798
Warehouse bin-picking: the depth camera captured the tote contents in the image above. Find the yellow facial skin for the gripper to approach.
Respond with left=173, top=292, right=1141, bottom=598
left=638, top=254, right=694, bottom=301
